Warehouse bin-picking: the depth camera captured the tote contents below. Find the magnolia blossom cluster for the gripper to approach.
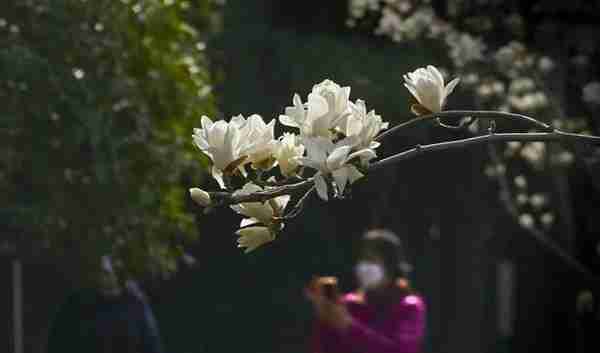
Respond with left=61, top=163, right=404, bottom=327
left=189, top=66, right=459, bottom=252
left=191, top=79, right=389, bottom=252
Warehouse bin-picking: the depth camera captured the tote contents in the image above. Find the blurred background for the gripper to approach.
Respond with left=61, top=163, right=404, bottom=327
left=2, top=0, right=600, bottom=352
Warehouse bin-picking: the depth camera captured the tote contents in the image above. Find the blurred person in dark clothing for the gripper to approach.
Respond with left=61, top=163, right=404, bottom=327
left=577, top=289, right=600, bottom=353
left=46, top=256, right=163, bottom=353
left=306, top=229, right=426, bottom=353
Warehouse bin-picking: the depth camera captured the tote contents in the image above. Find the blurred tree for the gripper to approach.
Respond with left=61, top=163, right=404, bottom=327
left=0, top=0, right=217, bottom=281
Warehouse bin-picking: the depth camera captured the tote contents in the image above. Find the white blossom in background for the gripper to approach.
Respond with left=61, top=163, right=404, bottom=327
left=514, top=175, right=527, bottom=188
left=509, top=78, right=535, bottom=95
left=348, top=0, right=380, bottom=20
left=529, top=193, right=548, bottom=210
left=238, top=114, right=278, bottom=170
left=231, top=183, right=290, bottom=252
left=192, top=115, right=249, bottom=188
left=343, top=1, right=585, bottom=238
left=503, top=142, right=522, bottom=158
left=509, top=92, right=548, bottom=111
left=540, top=213, right=555, bottom=227
left=374, top=6, right=404, bottom=41
left=520, top=142, right=546, bottom=167
left=403, top=65, right=460, bottom=114
left=371, top=4, right=439, bottom=42
left=275, top=133, right=305, bottom=177
left=476, top=83, right=494, bottom=98
left=462, top=73, right=480, bottom=85
left=297, top=137, right=375, bottom=200
left=553, top=151, right=574, bottom=165
left=537, top=57, right=555, bottom=73
left=516, top=193, right=528, bottom=205
left=519, top=213, right=535, bottom=229
left=583, top=82, right=600, bottom=105
left=445, top=32, right=486, bottom=67
left=495, top=41, right=530, bottom=78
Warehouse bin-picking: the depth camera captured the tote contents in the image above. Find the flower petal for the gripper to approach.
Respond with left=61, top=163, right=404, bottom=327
left=403, top=83, right=422, bottom=104
left=347, top=165, right=364, bottom=184
left=236, top=226, right=275, bottom=253
left=332, top=168, right=349, bottom=195
left=240, top=218, right=260, bottom=227
left=211, top=166, right=226, bottom=189
left=201, top=115, right=213, bottom=130
left=444, top=77, right=460, bottom=99
left=427, top=65, right=445, bottom=87
left=314, top=173, right=328, bottom=201
left=346, top=148, right=376, bottom=163
left=306, top=93, right=329, bottom=120
left=279, top=114, right=299, bottom=127
left=296, top=157, right=323, bottom=171
left=272, top=194, right=291, bottom=215
left=326, top=146, right=351, bottom=171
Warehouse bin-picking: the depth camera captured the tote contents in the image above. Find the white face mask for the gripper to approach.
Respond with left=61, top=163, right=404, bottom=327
left=355, top=261, right=386, bottom=289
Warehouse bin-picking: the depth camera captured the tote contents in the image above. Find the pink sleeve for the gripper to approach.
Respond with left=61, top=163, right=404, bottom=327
left=339, top=296, right=426, bottom=353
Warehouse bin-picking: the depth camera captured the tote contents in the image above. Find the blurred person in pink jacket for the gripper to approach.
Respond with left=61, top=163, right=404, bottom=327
left=306, top=229, right=426, bottom=353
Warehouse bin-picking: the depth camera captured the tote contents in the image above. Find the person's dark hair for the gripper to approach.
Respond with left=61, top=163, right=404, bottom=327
left=361, top=228, right=412, bottom=280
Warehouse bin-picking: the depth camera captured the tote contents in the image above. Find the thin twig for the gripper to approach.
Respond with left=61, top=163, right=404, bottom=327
left=375, top=110, right=554, bottom=141
left=278, top=186, right=316, bottom=220
left=210, top=179, right=314, bottom=207
left=369, top=132, right=600, bottom=172
left=435, top=116, right=479, bottom=131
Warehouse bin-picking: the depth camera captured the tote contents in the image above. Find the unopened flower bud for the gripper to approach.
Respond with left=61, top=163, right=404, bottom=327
left=189, top=188, right=211, bottom=207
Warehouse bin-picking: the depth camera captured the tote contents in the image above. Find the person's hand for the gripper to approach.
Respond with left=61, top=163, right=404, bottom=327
left=305, top=277, right=352, bottom=332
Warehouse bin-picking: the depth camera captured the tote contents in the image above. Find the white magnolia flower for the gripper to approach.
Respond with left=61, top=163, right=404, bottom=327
left=230, top=183, right=291, bottom=253
left=280, top=79, right=351, bottom=138
left=238, top=114, right=278, bottom=169
left=403, top=65, right=460, bottom=114
left=298, top=137, right=376, bottom=200
left=189, top=188, right=211, bottom=207
left=279, top=94, right=309, bottom=135
left=339, top=99, right=389, bottom=153
left=275, top=133, right=305, bottom=177
left=192, top=115, right=248, bottom=188
left=235, top=226, right=274, bottom=253
left=230, top=183, right=290, bottom=225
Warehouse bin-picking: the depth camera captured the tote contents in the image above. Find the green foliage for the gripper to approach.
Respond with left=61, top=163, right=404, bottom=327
left=0, top=0, right=216, bottom=280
